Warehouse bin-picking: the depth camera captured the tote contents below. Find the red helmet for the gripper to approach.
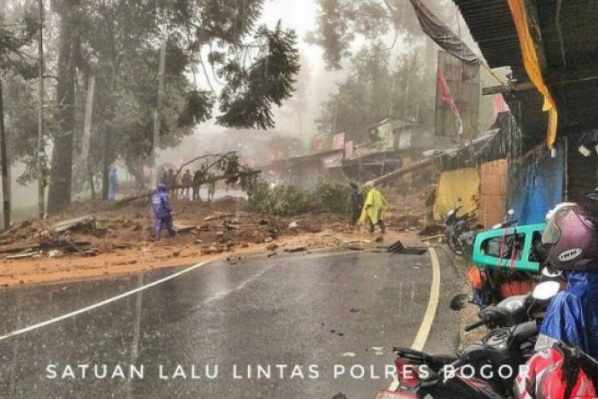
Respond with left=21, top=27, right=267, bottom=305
left=542, top=203, right=598, bottom=272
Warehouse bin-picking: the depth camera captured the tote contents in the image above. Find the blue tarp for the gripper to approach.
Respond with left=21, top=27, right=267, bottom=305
left=507, top=143, right=565, bottom=225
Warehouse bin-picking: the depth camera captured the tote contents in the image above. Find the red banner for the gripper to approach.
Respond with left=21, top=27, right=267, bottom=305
left=437, top=68, right=463, bottom=136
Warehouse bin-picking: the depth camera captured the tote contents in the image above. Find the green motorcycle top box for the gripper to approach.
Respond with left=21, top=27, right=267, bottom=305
left=471, top=224, right=546, bottom=273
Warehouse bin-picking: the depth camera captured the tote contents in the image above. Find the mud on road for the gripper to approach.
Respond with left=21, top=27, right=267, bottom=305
left=0, top=193, right=433, bottom=288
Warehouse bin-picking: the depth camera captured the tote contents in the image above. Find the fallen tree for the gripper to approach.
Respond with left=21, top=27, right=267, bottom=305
left=366, top=156, right=436, bottom=186
left=115, top=170, right=261, bottom=206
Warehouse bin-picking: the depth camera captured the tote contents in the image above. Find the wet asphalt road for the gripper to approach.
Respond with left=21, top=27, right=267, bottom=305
left=0, top=247, right=461, bottom=399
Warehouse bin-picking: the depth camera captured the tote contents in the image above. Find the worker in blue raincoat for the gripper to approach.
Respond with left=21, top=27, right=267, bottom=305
left=108, top=168, right=118, bottom=201
left=535, top=203, right=598, bottom=360
left=152, top=183, right=176, bottom=241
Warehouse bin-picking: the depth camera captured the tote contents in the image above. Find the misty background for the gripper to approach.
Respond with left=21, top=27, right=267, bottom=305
left=1, top=0, right=497, bottom=221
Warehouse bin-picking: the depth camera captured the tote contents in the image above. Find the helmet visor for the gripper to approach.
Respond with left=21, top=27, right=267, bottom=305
left=542, top=217, right=561, bottom=245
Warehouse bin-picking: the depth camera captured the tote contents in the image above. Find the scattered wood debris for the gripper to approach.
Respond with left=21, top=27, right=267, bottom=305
left=284, top=246, right=306, bottom=253
left=6, top=251, right=41, bottom=260
left=204, top=213, right=234, bottom=222
left=51, top=215, right=99, bottom=234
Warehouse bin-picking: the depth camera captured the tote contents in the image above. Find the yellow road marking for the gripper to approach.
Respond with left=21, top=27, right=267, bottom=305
left=388, top=246, right=441, bottom=391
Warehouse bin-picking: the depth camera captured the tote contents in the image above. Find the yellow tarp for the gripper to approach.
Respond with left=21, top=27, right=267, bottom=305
left=507, top=0, right=558, bottom=149
left=434, top=168, right=480, bottom=221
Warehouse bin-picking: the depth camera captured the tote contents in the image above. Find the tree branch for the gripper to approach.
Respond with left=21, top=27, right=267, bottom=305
left=174, top=151, right=236, bottom=179
left=199, top=50, right=218, bottom=96
left=115, top=170, right=261, bottom=206
left=382, top=28, right=400, bottom=51
left=191, top=24, right=262, bottom=49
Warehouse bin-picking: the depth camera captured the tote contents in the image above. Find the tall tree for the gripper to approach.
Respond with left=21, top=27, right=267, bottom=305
left=307, top=0, right=449, bottom=70
left=44, top=0, right=300, bottom=212
left=0, top=7, right=38, bottom=227
left=46, top=0, right=81, bottom=213
left=316, top=45, right=434, bottom=144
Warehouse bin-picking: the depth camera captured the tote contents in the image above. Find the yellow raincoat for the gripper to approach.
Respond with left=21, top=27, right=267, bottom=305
left=359, top=187, right=388, bottom=225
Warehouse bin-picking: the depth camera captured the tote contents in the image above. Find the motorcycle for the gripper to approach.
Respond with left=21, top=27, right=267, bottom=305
left=374, top=280, right=560, bottom=399
left=445, top=198, right=480, bottom=259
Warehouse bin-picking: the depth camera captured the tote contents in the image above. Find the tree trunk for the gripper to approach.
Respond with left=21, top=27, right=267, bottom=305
left=47, top=0, right=79, bottom=214
left=37, top=0, right=46, bottom=218
left=0, top=76, right=11, bottom=229
left=102, top=127, right=111, bottom=199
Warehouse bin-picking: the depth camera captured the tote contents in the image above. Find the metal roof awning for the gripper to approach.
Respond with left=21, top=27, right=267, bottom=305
left=455, top=0, right=598, bottom=147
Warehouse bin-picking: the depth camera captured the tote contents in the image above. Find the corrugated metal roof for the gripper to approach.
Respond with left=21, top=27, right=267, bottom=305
left=454, top=0, right=524, bottom=74
left=455, top=0, right=598, bottom=147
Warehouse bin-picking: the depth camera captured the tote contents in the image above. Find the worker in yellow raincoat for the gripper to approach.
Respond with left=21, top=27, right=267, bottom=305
left=359, top=183, right=388, bottom=234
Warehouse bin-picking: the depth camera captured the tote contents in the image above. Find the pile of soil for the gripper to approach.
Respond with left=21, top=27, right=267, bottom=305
left=0, top=189, right=433, bottom=288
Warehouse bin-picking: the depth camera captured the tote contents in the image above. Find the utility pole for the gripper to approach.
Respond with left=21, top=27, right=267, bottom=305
left=152, top=41, right=166, bottom=187
left=82, top=74, right=95, bottom=197
left=37, top=0, right=45, bottom=218
left=0, top=75, right=9, bottom=229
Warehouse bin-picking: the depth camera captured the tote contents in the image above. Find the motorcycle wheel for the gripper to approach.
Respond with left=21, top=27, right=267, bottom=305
left=445, top=231, right=461, bottom=255
left=452, top=238, right=464, bottom=255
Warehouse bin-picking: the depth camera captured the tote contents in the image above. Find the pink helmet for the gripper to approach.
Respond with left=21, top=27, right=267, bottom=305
left=542, top=203, right=598, bottom=272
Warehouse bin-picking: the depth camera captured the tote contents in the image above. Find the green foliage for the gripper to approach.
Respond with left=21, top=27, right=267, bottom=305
left=217, top=22, right=301, bottom=129
left=312, top=181, right=351, bottom=215
left=247, top=180, right=352, bottom=217
left=306, top=0, right=394, bottom=70
left=177, top=90, right=214, bottom=127
left=247, top=182, right=313, bottom=216
left=317, top=45, right=435, bottom=143
left=0, top=9, right=39, bottom=78
left=76, top=0, right=300, bottom=182
left=307, top=0, right=449, bottom=70
left=0, top=7, right=46, bottom=185
left=3, top=0, right=301, bottom=207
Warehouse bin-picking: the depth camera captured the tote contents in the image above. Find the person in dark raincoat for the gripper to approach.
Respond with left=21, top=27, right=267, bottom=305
left=167, top=168, right=175, bottom=192
left=181, top=169, right=192, bottom=199
left=152, top=183, right=176, bottom=241
left=349, top=182, right=364, bottom=225
left=192, top=170, right=202, bottom=201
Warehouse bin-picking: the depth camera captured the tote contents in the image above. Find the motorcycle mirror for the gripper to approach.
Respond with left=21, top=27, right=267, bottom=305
left=532, top=281, right=560, bottom=301
left=542, top=266, right=562, bottom=278
left=449, top=293, right=472, bottom=311
left=507, top=209, right=515, bottom=216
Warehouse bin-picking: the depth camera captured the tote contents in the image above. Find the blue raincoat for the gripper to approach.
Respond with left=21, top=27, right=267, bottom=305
left=152, top=183, right=176, bottom=240
left=537, top=271, right=598, bottom=360
left=108, top=168, right=118, bottom=201
left=152, top=183, right=172, bottom=219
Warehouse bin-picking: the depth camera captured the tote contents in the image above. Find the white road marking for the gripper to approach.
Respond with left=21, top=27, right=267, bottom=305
left=0, top=260, right=210, bottom=342
left=387, top=247, right=441, bottom=392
